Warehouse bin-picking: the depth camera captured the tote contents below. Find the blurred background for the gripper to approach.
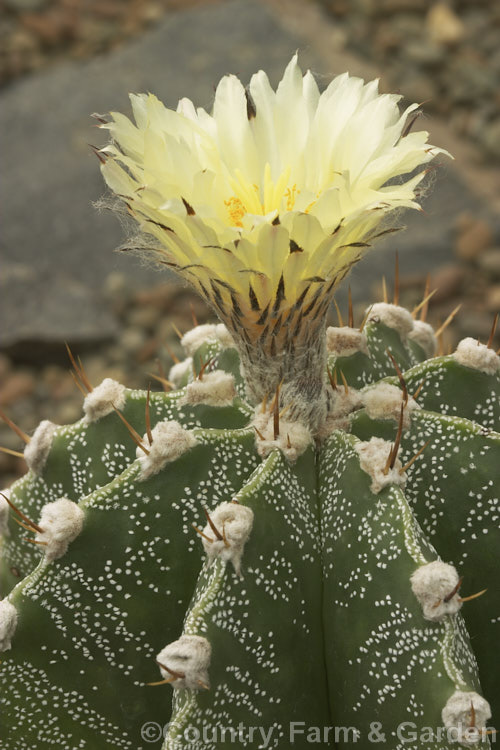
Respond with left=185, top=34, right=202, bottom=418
left=1, top=0, right=500, bottom=485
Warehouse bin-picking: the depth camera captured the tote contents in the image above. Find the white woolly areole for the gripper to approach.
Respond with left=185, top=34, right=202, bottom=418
left=137, top=420, right=197, bottom=480
left=37, top=498, right=84, bottom=562
left=411, top=561, right=462, bottom=621
left=214, top=323, right=235, bottom=349
left=83, top=378, right=126, bottom=423
left=409, top=320, right=437, bottom=358
left=453, top=338, right=500, bottom=375
left=319, top=388, right=363, bottom=436
left=156, top=635, right=211, bottom=690
left=24, top=420, right=57, bottom=475
left=0, top=489, right=10, bottom=538
left=181, top=323, right=234, bottom=357
left=179, top=370, right=236, bottom=407
left=201, top=501, right=254, bottom=575
left=368, top=303, right=414, bottom=338
left=181, top=324, right=218, bottom=356
left=331, top=388, right=363, bottom=417
left=168, top=358, right=193, bottom=387
left=362, top=382, right=419, bottom=428
left=252, top=410, right=313, bottom=462
left=354, top=437, right=406, bottom=494
left=0, top=599, right=17, bottom=651
left=326, top=326, right=369, bottom=358
left=442, top=691, right=492, bottom=747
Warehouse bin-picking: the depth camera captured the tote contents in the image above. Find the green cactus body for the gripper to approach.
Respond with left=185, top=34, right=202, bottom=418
left=1, top=311, right=499, bottom=748
left=0, top=387, right=251, bottom=594
left=319, top=431, right=487, bottom=748
left=1, top=56, right=499, bottom=750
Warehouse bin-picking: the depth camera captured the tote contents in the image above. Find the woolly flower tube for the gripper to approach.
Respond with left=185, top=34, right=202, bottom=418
left=99, top=55, right=447, bottom=430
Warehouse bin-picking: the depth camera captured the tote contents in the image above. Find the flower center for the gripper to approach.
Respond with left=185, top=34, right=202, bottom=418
left=224, top=182, right=312, bottom=226
left=224, top=196, right=246, bottom=227
left=224, top=164, right=301, bottom=227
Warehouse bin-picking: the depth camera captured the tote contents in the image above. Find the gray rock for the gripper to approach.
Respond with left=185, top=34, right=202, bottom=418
left=1, top=0, right=498, bottom=354
left=0, top=0, right=317, bottom=353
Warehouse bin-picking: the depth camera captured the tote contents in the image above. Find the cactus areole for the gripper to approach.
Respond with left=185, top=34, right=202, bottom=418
left=1, top=57, right=499, bottom=750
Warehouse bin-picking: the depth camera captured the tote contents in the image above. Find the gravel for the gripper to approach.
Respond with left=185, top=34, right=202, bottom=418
left=318, top=0, right=500, bottom=163
left=0, top=0, right=219, bottom=86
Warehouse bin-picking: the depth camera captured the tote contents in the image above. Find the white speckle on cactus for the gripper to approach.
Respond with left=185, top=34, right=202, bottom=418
left=354, top=437, right=406, bottom=494
left=442, top=691, right=492, bottom=747
left=0, top=489, right=10, bottom=537
left=453, top=338, right=500, bottom=375
left=137, top=420, right=197, bottom=480
left=201, top=501, right=254, bottom=576
left=410, top=561, right=462, bottom=621
left=362, top=382, right=419, bottom=427
left=83, top=378, right=126, bottom=423
left=38, top=498, right=85, bottom=562
left=252, top=409, right=313, bottom=462
left=0, top=599, right=18, bottom=651
left=368, top=303, right=414, bottom=338
left=179, top=370, right=236, bottom=407
left=409, top=320, right=437, bottom=357
left=326, top=326, right=369, bottom=358
left=24, top=419, right=57, bottom=475
left=156, top=635, right=211, bottom=690
left=168, top=357, right=193, bottom=387
left=181, top=323, right=234, bottom=357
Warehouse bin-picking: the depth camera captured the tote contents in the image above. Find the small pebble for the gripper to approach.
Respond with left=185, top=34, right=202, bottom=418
left=0, top=373, right=36, bottom=406
left=478, top=249, right=500, bottom=279
left=431, top=265, right=464, bottom=303
left=455, top=217, right=494, bottom=262
left=485, top=285, right=500, bottom=313
left=426, top=3, right=465, bottom=46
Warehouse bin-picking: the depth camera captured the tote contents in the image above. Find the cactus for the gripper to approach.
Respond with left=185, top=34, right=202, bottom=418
left=1, top=57, right=499, bottom=749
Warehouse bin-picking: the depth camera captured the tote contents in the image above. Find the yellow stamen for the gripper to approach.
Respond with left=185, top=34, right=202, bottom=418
left=304, top=195, right=318, bottom=214
left=224, top=196, right=246, bottom=228
left=230, top=170, right=262, bottom=215
left=284, top=184, right=299, bottom=211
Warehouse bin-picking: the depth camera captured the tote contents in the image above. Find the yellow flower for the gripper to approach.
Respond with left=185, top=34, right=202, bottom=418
left=99, top=55, right=447, bottom=351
